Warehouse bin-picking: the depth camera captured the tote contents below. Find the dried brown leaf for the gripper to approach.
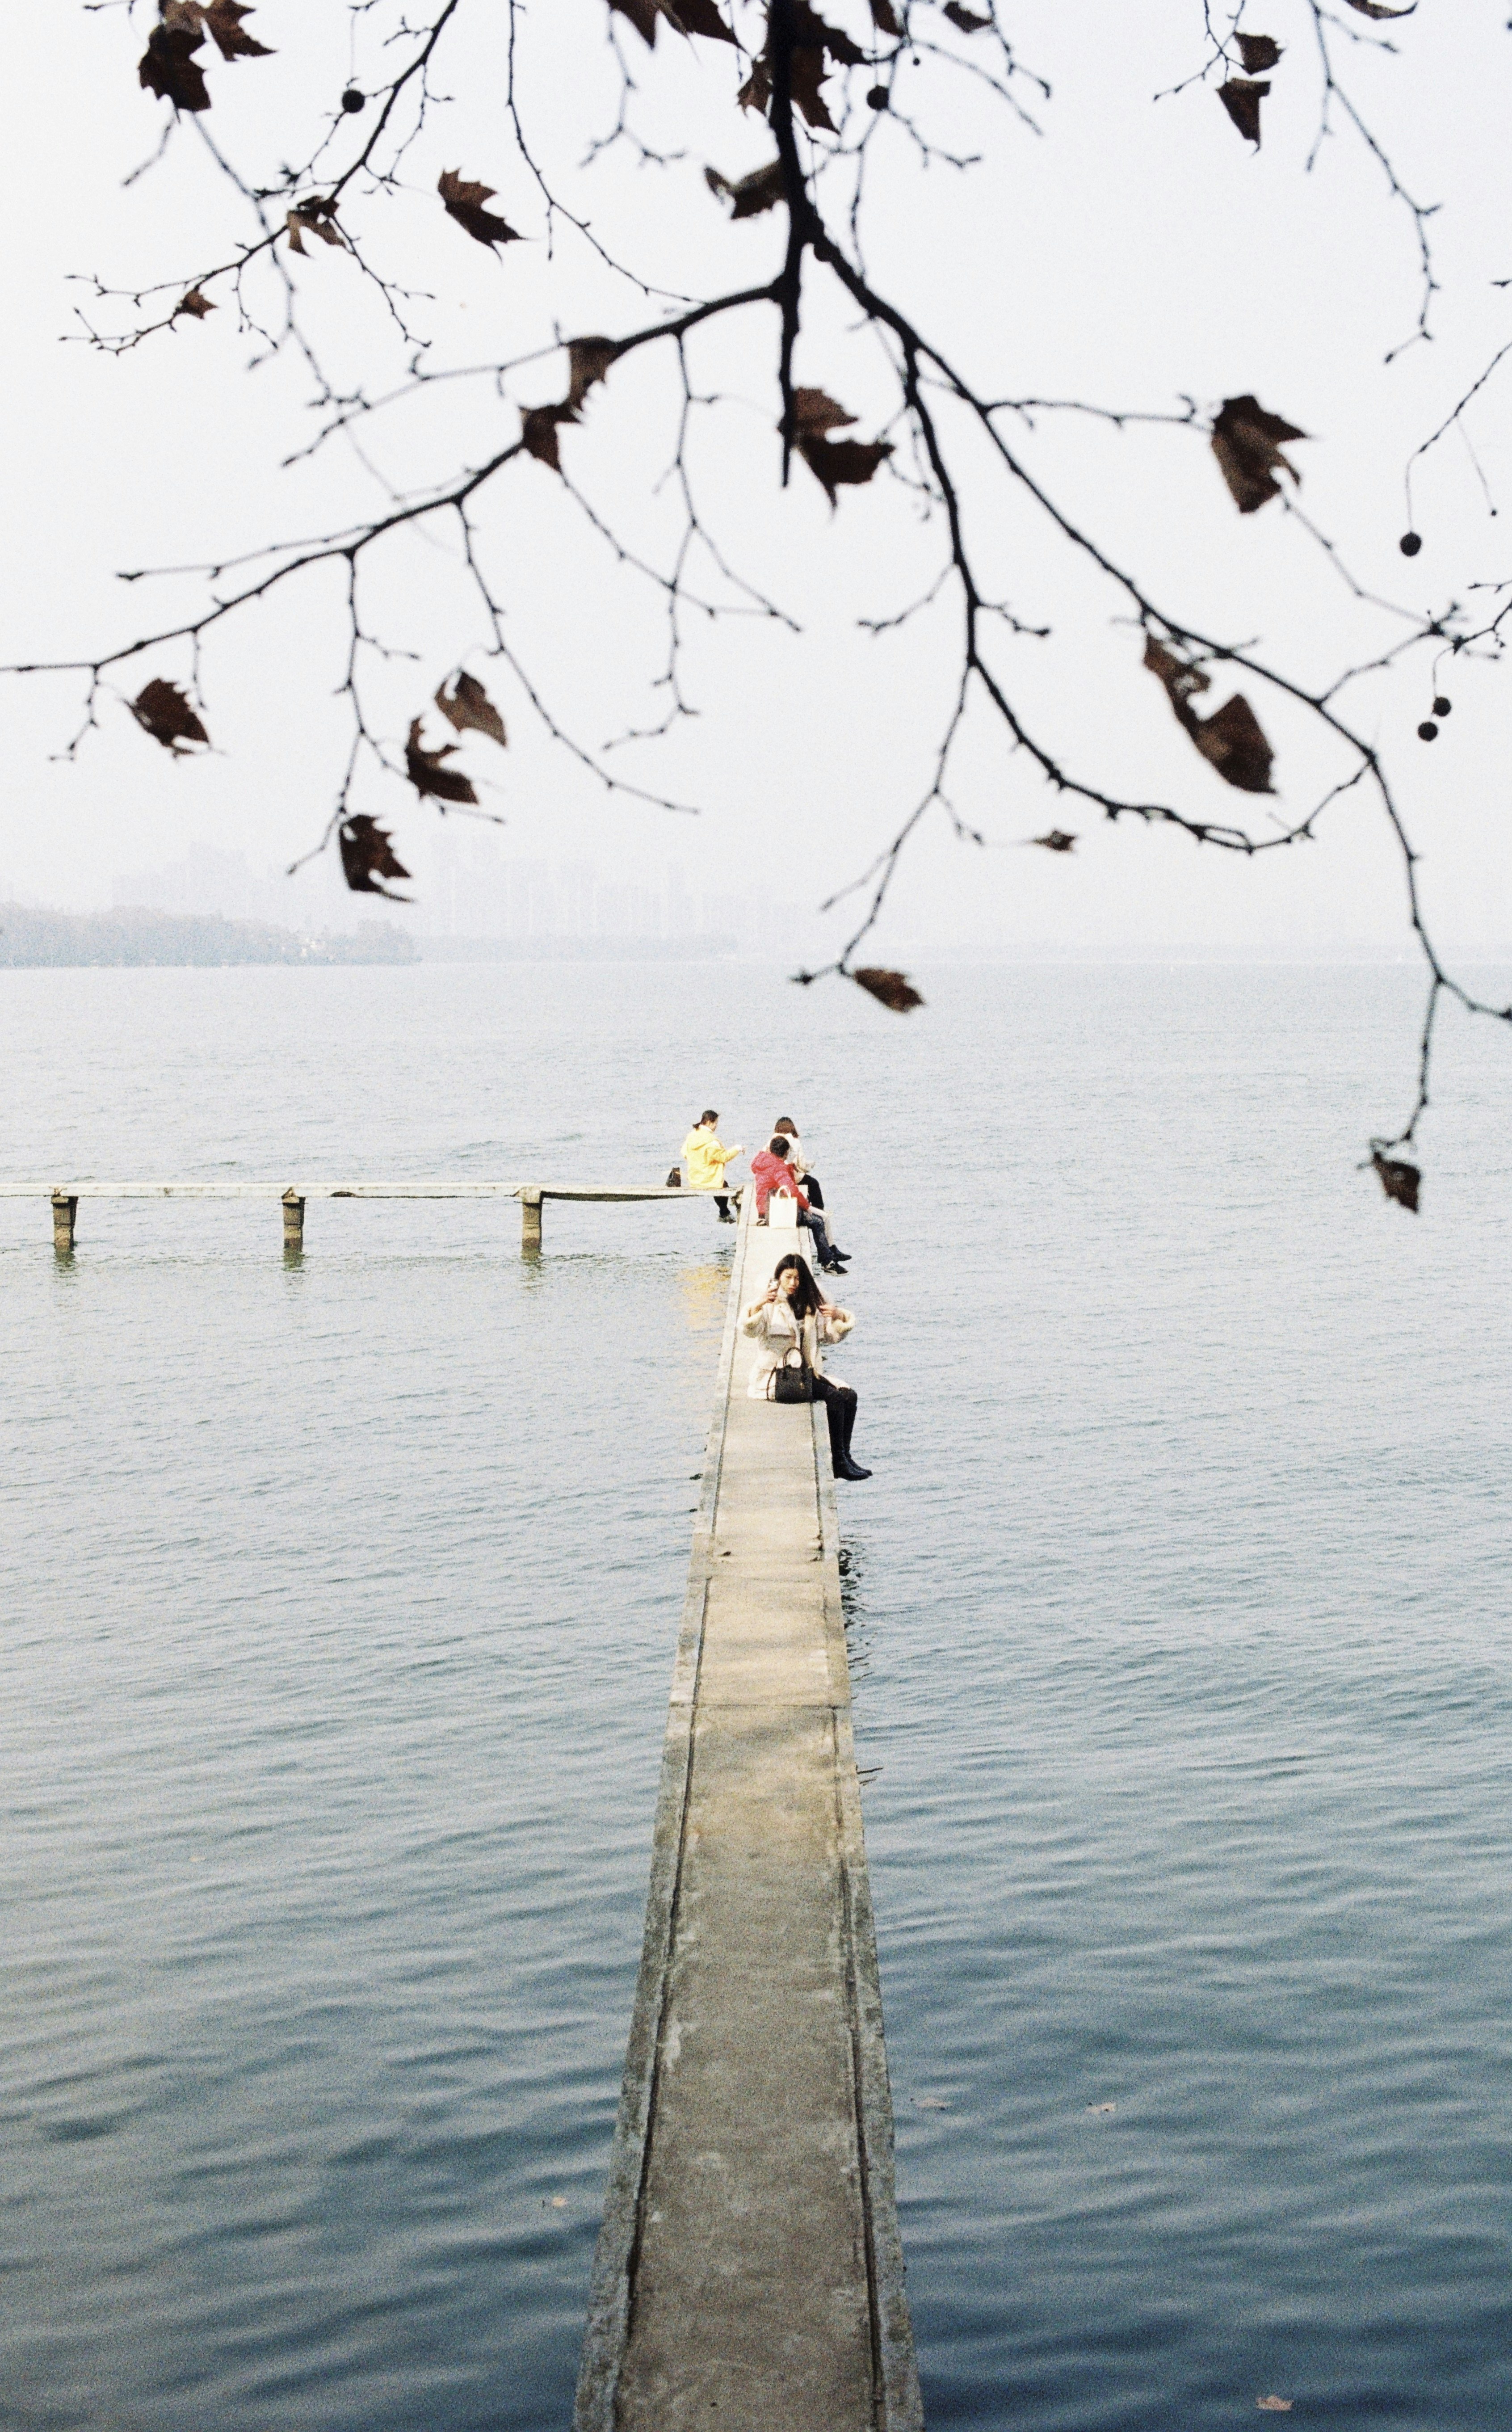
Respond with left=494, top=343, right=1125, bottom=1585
left=1033, top=829, right=1077, bottom=853
left=405, top=717, right=479, bottom=805
left=789, top=46, right=837, bottom=130
left=771, top=1, right=865, bottom=59
left=1371, top=1153, right=1420, bottom=1212
left=787, top=374, right=885, bottom=493
left=798, top=434, right=893, bottom=505
left=942, top=1, right=991, bottom=29
left=737, top=59, right=772, bottom=114
left=566, top=337, right=616, bottom=408
left=139, top=9, right=210, bottom=112
left=1143, top=638, right=1273, bottom=793
left=173, top=286, right=215, bottom=319
left=609, top=0, right=662, bottom=42
left=870, top=0, right=903, bottom=29
left=521, top=405, right=565, bottom=471
left=794, top=387, right=858, bottom=438
left=285, top=203, right=345, bottom=255
left=435, top=671, right=507, bottom=748
left=339, top=814, right=411, bottom=900
left=1342, top=0, right=1413, bottom=15
left=730, top=8, right=856, bottom=128
left=1190, top=693, right=1274, bottom=793
left=1218, top=77, right=1268, bottom=144
left=129, top=677, right=209, bottom=753
left=662, top=0, right=737, bottom=41
left=203, top=0, right=272, bottom=60
left=1236, top=32, right=1281, bottom=71
left=1143, top=634, right=1212, bottom=714
left=438, top=168, right=523, bottom=250
left=1211, top=393, right=1307, bottom=513
left=821, top=15, right=868, bottom=61
left=704, top=159, right=787, bottom=219
left=854, top=966, right=924, bottom=1013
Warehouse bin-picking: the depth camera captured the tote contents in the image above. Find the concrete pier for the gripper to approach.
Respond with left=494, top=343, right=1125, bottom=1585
left=575, top=1197, right=921, bottom=2432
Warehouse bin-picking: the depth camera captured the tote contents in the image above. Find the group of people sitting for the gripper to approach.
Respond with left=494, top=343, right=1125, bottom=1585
left=676, top=1109, right=869, bottom=1483
left=678, top=1111, right=849, bottom=1275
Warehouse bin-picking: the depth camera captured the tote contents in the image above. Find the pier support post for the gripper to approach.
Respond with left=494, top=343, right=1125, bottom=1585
left=51, top=1192, right=77, bottom=1255
left=520, top=1188, right=543, bottom=1254
left=282, top=1190, right=305, bottom=1255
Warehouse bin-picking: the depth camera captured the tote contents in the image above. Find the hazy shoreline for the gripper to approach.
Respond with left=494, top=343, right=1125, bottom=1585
left=3, top=901, right=1504, bottom=969
left=0, top=902, right=753, bottom=968
left=0, top=902, right=417, bottom=968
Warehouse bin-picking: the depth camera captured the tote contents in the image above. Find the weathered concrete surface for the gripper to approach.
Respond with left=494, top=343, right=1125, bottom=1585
left=575, top=1198, right=921, bottom=2432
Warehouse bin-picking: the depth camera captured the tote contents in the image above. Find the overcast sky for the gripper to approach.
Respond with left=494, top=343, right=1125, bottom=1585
left=5, top=0, right=1512, bottom=963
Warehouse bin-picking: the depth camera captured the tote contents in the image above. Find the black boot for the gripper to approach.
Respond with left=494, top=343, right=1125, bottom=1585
left=833, top=1392, right=871, bottom=1481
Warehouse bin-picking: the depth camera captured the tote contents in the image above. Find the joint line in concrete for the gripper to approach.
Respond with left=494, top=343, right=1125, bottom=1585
left=574, top=1195, right=752, bottom=2432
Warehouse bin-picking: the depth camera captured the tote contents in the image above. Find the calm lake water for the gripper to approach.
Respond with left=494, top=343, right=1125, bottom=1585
left=3, top=959, right=1510, bottom=2432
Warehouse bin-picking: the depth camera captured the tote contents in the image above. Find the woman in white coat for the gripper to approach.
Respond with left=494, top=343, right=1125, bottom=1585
left=742, top=1252, right=871, bottom=1481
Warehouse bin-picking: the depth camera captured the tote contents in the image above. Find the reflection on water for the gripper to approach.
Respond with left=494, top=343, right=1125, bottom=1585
left=4, top=960, right=1512, bottom=2432
left=676, top=1251, right=733, bottom=1349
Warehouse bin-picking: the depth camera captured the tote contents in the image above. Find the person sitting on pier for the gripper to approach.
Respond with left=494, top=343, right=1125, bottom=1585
left=743, top=1254, right=870, bottom=1480
left=771, top=1116, right=824, bottom=1211
left=749, top=1136, right=848, bottom=1274
left=681, top=1109, right=743, bottom=1222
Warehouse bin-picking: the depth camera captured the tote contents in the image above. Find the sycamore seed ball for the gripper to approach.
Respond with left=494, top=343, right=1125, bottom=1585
left=1433, top=695, right=1452, bottom=716
left=341, top=88, right=365, bottom=112
left=1399, top=531, right=1423, bottom=557
left=1418, top=720, right=1439, bottom=742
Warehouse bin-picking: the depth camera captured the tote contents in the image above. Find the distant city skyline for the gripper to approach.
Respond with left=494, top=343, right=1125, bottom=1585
left=0, top=828, right=1486, bottom=962
left=96, top=833, right=801, bottom=954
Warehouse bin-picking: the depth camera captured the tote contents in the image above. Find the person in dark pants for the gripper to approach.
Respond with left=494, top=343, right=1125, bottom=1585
left=741, top=1252, right=871, bottom=1480
left=772, top=1117, right=823, bottom=1210
left=681, top=1109, right=743, bottom=1221
left=749, top=1137, right=848, bottom=1273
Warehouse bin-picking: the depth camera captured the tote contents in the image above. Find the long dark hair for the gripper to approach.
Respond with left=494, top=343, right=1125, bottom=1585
left=771, top=1253, right=823, bottom=1321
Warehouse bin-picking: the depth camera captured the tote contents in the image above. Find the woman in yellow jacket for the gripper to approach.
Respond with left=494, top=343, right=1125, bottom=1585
left=681, top=1109, right=743, bottom=1221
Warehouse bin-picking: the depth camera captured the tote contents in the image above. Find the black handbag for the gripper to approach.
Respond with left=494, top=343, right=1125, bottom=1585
left=768, top=1354, right=812, bottom=1405
left=665, top=1166, right=681, bottom=1187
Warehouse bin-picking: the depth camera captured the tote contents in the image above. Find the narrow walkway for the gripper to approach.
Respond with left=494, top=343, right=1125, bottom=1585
left=575, top=1198, right=921, bottom=2432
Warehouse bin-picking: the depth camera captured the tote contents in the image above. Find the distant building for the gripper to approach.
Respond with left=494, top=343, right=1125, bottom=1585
left=423, top=830, right=797, bottom=954
left=104, top=836, right=801, bottom=959
left=111, top=843, right=346, bottom=931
